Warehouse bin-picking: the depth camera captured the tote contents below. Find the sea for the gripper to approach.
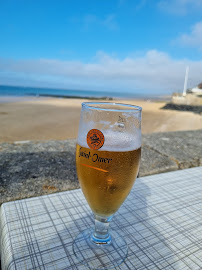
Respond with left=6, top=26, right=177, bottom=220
left=0, top=85, right=166, bottom=102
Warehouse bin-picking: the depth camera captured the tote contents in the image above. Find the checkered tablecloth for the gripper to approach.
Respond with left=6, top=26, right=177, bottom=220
left=0, top=167, right=202, bottom=270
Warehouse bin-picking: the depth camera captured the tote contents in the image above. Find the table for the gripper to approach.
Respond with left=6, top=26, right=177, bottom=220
left=0, top=167, right=202, bottom=270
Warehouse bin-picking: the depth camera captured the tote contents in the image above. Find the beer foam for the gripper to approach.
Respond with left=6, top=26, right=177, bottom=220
left=77, top=129, right=141, bottom=152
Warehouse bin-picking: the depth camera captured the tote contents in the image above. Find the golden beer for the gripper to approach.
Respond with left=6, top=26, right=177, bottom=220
left=76, top=144, right=141, bottom=217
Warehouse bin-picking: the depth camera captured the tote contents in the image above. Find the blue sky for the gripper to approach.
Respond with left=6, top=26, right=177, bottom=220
left=0, top=0, right=202, bottom=95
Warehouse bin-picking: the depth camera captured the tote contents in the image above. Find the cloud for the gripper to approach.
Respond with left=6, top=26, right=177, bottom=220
left=83, top=14, right=118, bottom=31
left=158, top=0, right=202, bottom=15
left=0, top=50, right=202, bottom=94
left=174, top=22, right=202, bottom=50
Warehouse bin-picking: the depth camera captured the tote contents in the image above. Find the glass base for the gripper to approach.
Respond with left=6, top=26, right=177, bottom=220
left=73, top=228, right=128, bottom=270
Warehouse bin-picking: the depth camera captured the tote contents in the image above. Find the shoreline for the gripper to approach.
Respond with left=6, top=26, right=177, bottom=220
left=0, top=94, right=171, bottom=105
left=36, top=94, right=172, bottom=102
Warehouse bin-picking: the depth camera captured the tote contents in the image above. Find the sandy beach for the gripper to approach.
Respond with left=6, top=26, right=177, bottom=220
left=0, top=97, right=201, bottom=142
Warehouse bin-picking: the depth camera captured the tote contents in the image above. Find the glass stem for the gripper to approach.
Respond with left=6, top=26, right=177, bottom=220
left=91, top=215, right=113, bottom=245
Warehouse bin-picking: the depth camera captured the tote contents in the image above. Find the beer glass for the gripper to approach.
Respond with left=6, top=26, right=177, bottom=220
left=73, top=102, right=142, bottom=269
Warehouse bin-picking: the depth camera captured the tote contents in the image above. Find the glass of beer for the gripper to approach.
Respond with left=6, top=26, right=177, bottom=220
left=73, top=102, right=142, bottom=269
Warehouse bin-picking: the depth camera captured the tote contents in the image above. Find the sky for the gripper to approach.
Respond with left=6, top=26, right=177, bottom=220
left=0, top=0, right=202, bottom=96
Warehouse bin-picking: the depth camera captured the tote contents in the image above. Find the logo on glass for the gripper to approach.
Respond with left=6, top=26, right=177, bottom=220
left=87, top=129, right=105, bottom=150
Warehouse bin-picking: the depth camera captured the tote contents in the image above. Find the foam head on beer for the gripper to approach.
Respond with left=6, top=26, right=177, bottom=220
left=78, top=129, right=141, bottom=152
left=77, top=107, right=141, bottom=152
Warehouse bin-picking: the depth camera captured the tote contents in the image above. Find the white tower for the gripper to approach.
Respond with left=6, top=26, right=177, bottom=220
left=183, top=66, right=189, bottom=97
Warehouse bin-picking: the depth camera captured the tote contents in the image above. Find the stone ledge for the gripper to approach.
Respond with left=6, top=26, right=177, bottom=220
left=140, top=145, right=178, bottom=176
left=0, top=129, right=201, bottom=205
left=142, top=129, right=202, bottom=170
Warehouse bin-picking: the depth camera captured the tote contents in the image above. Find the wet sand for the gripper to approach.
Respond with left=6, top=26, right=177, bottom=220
left=0, top=97, right=201, bottom=142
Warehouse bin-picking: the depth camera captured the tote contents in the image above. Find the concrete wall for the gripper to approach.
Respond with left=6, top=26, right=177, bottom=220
left=0, top=129, right=202, bottom=205
left=172, top=94, right=202, bottom=106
